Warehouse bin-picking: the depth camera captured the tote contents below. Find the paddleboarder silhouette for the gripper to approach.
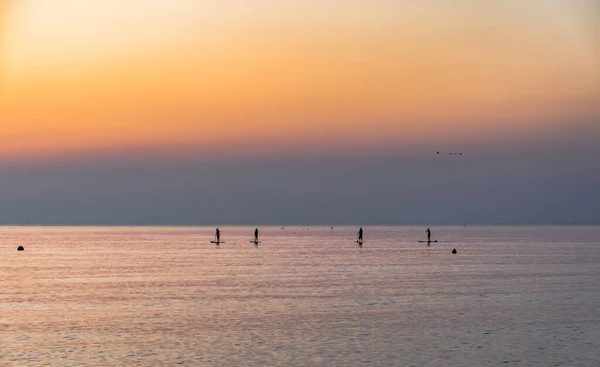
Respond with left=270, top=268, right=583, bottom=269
left=358, top=227, right=363, bottom=245
left=426, top=228, right=431, bottom=242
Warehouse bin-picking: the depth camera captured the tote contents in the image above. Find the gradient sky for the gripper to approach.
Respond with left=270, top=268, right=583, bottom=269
left=0, top=1, right=599, bottom=225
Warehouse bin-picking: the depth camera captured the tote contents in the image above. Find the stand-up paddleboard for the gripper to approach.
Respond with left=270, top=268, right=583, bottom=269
left=357, top=240, right=363, bottom=246
left=419, top=240, right=438, bottom=243
left=211, top=241, right=225, bottom=244
left=250, top=240, right=262, bottom=244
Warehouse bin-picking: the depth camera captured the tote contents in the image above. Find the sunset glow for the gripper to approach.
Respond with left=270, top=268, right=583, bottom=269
left=1, top=0, right=598, bottom=160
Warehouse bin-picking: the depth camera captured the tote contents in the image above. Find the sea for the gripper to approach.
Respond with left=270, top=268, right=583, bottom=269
left=1, top=226, right=599, bottom=366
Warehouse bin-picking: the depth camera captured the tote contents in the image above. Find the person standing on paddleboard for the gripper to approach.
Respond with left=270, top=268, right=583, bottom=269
left=254, top=228, right=259, bottom=243
left=358, top=227, right=363, bottom=244
left=426, top=228, right=431, bottom=242
left=215, top=228, right=221, bottom=243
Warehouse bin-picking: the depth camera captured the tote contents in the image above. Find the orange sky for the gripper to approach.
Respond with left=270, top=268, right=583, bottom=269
left=1, top=1, right=598, bottom=160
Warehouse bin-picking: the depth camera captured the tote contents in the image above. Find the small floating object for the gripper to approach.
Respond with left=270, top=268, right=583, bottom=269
left=210, top=241, right=225, bottom=245
left=17, top=246, right=24, bottom=251
left=452, top=248, right=457, bottom=254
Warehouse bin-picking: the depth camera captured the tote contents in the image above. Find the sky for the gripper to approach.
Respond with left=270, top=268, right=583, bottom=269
left=0, top=0, right=599, bottom=225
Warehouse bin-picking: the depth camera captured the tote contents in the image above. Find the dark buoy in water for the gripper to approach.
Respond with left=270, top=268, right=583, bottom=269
left=17, top=246, right=24, bottom=251
left=452, top=248, right=457, bottom=254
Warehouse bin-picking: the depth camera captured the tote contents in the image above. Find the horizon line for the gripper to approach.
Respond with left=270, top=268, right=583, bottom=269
left=1, top=223, right=598, bottom=227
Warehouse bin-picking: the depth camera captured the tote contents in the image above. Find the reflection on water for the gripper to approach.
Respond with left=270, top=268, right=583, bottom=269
left=1, top=226, right=600, bottom=366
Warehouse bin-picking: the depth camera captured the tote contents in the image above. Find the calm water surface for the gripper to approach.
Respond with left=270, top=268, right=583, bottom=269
left=1, top=226, right=599, bottom=366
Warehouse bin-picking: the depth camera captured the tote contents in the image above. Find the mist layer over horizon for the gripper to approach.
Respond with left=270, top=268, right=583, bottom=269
left=1, top=144, right=599, bottom=226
